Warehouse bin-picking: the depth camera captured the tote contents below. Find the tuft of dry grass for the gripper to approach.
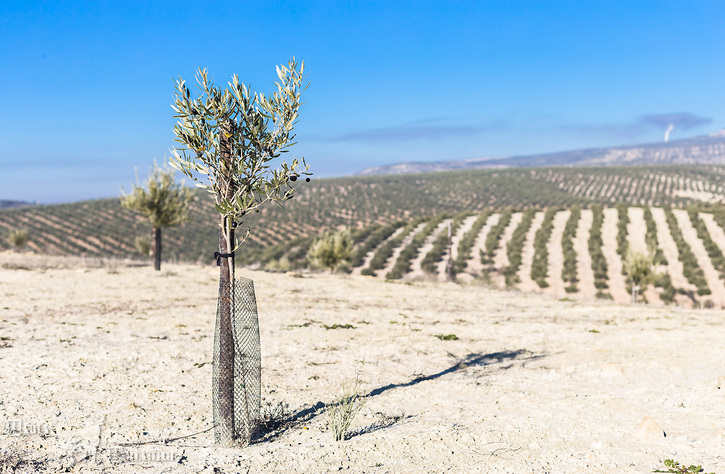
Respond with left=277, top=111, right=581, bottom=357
left=325, top=374, right=366, bottom=441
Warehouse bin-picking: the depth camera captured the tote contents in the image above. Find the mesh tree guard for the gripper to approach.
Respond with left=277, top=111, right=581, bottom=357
left=212, top=276, right=261, bottom=446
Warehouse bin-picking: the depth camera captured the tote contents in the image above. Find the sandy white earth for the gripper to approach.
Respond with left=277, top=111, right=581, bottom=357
left=1, top=251, right=723, bottom=473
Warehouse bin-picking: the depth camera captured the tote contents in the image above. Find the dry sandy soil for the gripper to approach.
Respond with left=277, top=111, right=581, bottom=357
left=0, top=252, right=724, bottom=473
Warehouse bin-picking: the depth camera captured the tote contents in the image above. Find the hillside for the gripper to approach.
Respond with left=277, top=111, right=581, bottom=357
left=0, top=200, right=34, bottom=210
left=4, top=165, right=725, bottom=309
left=2, top=165, right=725, bottom=264
left=359, top=131, right=725, bottom=175
left=263, top=203, right=725, bottom=309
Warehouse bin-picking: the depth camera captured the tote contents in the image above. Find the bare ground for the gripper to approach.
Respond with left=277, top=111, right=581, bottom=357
left=0, top=253, right=723, bottom=473
left=574, top=209, right=596, bottom=300
left=601, top=208, right=629, bottom=303
left=543, top=209, right=570, bottom=298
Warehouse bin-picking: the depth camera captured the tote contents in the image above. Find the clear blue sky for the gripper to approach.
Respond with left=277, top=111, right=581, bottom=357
left=1, top=0, right=724, bottom=203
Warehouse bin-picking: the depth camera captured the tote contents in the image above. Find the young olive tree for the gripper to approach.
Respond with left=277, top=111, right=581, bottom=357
left=169, top=59, right=309, bottom=445
left=121, top=163, right=195, bottom=271
left=307, top=228, right=353, bottom=271
left=6, top=228, right=29, bottom=250
left=623, top=247, right=657, bottom=303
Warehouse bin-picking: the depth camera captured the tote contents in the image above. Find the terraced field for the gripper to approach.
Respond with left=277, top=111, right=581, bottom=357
left=262, top=204, right=725, bottom=308
left=4, top=165, right=725, bottom=308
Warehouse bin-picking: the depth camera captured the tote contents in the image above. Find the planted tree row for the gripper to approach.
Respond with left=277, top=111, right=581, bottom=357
left=529, top=165, right=725, bottom=207
left=664, top=207, right=710, bottom=296
left=361, top=218, right=425, bottom=276
left=561, top=205, right=581, bottom=293
left=386, top=215, right=447, bottom=280
left=687, top=208, right=725, bottom=280
left=530, top=208, right=559, bottom=288
left=640, top=206, right=675, bottom=303
left=349, top=222, right=402, bottom=268
left=589, top=204, right=610, bottom=298
left=482, top=207, right=513, bottom=265
left=453, top=210, right=492, bottom=274
left=643, top=206, right=667, bottom=265
left=503, top=209, right=536, bottom=287
left=5, top=165, right=725, bottom=263
left=420, top=212, right=470, bottom=275
left=615, top=203, right=630, bottom=260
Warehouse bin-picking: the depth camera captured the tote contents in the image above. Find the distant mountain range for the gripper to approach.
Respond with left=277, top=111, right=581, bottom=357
left=358, top=129, right=725, bottom=176
left=0, top=200, right=34, bottom=210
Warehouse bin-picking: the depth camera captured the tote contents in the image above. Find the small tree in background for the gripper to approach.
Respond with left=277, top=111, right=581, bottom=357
left=134, top=235, right=151, bottom=256
left=169, top=58, right=309, bottom=446
left=308, top=228, right=352, bottom=271
left=6, top=228, right=29, bottom=250
left=121, top=163, right=195, bottom=271
left=623, top=247, right=657, bottom=303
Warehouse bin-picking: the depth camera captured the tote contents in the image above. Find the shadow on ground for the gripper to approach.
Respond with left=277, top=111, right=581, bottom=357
left=258, top=348, right=543, bottom=442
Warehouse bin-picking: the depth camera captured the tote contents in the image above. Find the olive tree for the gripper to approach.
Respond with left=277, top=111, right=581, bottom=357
left=6, top=228, right=29, bottom=250
left=169, top=59, right=309, bottom=445
left=121, top=163, right=194, bottom=271
left=307, top=228, right=353, bottom=271
left=623, top=247, right=657, bottom=303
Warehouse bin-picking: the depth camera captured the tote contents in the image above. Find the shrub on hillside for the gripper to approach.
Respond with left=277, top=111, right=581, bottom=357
left=6, top=228, right=29, bottom=250
left=308, top=228, right=353, bottom=271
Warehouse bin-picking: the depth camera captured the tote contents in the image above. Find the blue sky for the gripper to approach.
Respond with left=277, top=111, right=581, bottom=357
left=1, top=1, right=724, bottom=203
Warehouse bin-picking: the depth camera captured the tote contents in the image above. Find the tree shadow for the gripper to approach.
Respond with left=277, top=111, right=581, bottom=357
left=256, top=349, right=541, bottom=442
left=364, top=349, right=536, bottom=398
left=345, top=412, right=413, bottom=440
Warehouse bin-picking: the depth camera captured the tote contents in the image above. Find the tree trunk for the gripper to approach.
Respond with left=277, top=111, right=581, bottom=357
left=215, top=119, right=236, bottom=445
left=152, top=227, right=162, bottom=271
left=216, top=219, right=235, bottom=444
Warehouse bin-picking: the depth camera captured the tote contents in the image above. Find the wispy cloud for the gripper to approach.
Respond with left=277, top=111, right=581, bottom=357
left=556, top=112, right=713, bottom=143
left=555, top=123, right=647, bottom=142
left=638, top=112, right=712, bottom=130
left=330, top=119, right=500, bottom=143
left=320, top=112, right=713, bottom=146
